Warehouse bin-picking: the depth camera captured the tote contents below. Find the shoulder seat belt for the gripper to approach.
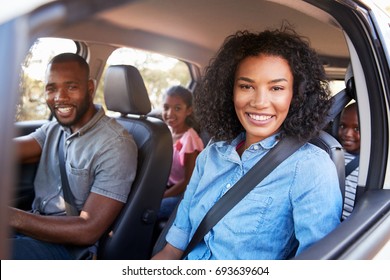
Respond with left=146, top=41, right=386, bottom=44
left=345, top=155, right=359, bottom=177
left=182, top=136, right=305, bottom=259
left=58, top=130, right=79, bottom=216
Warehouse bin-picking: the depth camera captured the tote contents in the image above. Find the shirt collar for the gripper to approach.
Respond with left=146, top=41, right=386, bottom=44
left=216, top=132, right=281, bottom=150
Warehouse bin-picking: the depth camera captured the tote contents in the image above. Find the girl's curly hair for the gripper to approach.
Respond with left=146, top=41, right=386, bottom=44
left=194, top=26, right=332, bottom=141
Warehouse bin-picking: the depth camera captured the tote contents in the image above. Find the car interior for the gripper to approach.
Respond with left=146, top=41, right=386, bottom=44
left=2, top=0, right=390, bottom=259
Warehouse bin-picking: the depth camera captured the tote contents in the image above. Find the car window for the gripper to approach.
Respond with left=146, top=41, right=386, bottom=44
left=16, top=38, right=78, bottom=121
left=17, top=41, right=191, bottom=121
left=329, top=80, right=345, bottom=96
left=95, top=47, right=192, bottom=114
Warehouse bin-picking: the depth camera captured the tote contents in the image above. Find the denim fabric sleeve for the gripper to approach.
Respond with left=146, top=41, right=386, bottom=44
left=291, top=147, right=342, bottom=255
left=166, top=147, right=207, bottom=251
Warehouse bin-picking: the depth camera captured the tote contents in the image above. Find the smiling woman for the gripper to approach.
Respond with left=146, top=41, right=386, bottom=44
left=152, top=27, right=342, bottom=260
left=233, top=55, right=293, bottom=146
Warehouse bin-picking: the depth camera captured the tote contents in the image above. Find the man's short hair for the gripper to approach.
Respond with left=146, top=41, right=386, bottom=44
left=48, top=53, right=90, bottom=77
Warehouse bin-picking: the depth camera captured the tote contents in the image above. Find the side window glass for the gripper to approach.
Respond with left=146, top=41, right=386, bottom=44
left=329, top=80, right=345, bottom=96
left=95, top=48, right=192, bottom=113
left=16, top=38, right=77, bottom=121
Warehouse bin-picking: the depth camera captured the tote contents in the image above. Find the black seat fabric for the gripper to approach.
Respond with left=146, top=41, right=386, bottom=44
left=98, top=65, right=172, bottom=259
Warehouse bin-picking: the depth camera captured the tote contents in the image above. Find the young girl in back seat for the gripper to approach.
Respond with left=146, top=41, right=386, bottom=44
left=158, top=85, right=204, bottom=219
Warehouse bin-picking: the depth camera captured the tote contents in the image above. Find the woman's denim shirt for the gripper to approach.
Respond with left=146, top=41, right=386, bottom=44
left=166, top=133, right=342, bottom=259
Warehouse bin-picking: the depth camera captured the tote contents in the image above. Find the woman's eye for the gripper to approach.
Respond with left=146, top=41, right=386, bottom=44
left=272, top=86, right=283, bottom=91
left=239, top=84, right=252, bottom=90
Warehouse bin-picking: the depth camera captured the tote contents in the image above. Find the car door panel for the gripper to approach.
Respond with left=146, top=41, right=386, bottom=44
left=294, top=189, right=390, bottom=259
left=14, top=120, right=48, bottom=137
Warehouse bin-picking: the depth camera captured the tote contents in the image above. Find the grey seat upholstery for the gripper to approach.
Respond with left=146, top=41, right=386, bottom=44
left=310, top=131, right=345, bottom=201
left=98, top=64, right=172, bottom=259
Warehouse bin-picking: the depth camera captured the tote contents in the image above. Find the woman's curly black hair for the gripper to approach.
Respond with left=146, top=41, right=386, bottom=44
left=194, top=26, right=332, bottom=142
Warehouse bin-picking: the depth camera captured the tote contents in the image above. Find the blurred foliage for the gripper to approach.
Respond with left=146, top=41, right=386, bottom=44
left=95, top=52, right=191, bottom=112
left=16, top=74, right=50, bottom=121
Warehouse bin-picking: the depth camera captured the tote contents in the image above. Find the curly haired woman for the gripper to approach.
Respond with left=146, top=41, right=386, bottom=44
left=153, top=26, right=342, bottom=260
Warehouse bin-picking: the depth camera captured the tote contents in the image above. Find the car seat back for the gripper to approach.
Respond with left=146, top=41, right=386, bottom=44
left=98, top=64, right=172, bottom=259
left=310, top=131, right=345, bottom=201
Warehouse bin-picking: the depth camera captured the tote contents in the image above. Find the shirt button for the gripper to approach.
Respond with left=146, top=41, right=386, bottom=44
left=253, top=145, right=259, bottom=150
left=66, top=140, right=71, bottom=145
left=226, top=183, right=231, bottom=189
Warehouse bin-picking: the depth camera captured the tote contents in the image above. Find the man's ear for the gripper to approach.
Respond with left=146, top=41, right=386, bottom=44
left=88, top=78, right=96, bottom=99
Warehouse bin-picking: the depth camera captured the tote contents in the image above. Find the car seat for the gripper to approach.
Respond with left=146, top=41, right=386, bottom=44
left=97, top=64, right=173, bottom=259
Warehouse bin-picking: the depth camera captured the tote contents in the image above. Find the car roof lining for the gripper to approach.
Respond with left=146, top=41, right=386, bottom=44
left=49, top=0, right=349, bottom=72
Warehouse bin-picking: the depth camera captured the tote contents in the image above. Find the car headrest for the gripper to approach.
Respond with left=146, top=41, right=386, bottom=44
left=104, top=65, right=151, bottom=115
left=345, top=64, right=357, bottom=100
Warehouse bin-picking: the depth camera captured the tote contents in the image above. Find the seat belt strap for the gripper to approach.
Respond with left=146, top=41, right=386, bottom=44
left=323, top=88, right=353, bottom=127
left=58, top=130, right=79, bottom=216
left=181, top=136, right=305, bottom=259
left=345, top=155, right=359, bottom=177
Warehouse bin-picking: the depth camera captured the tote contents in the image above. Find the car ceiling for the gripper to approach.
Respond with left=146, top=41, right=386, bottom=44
left=52, top=0, right=349, bottom=73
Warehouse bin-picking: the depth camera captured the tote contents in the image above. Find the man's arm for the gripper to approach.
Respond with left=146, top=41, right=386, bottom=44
left=14, top=135, right=42, bottom=164
left=9, top=192, right=124, bottom=246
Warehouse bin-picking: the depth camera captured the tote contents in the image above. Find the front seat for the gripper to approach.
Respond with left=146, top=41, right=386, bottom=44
left=310, top=131, right=345, bottom=202
left=97, top=64, right=172, bottom=259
